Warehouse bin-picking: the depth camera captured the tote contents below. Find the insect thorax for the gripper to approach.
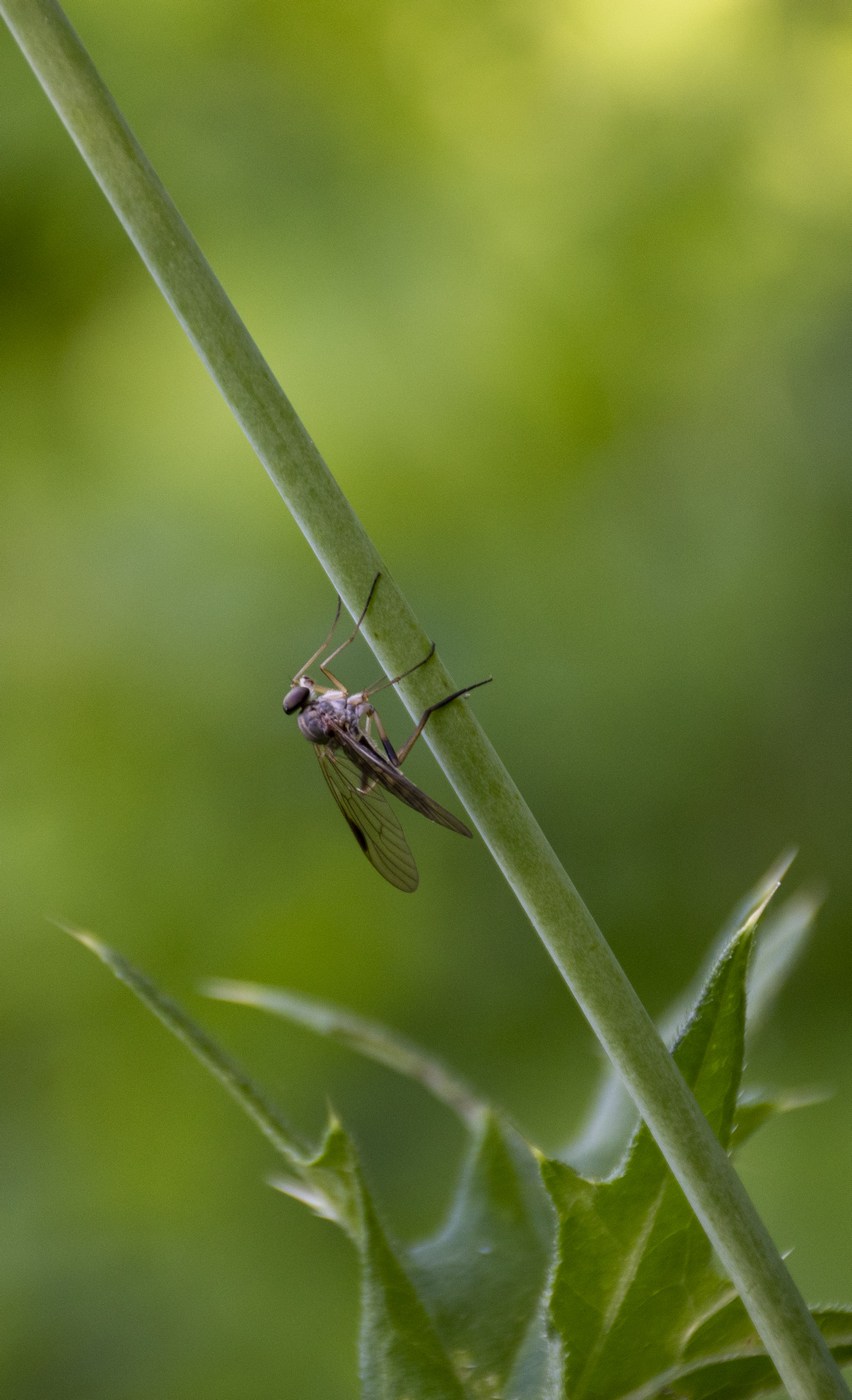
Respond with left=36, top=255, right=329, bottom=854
left=297, top=692, right=357, bottom=745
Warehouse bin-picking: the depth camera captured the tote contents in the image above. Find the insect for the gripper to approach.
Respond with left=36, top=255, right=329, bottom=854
left=282, top=576, right=491, bottom=891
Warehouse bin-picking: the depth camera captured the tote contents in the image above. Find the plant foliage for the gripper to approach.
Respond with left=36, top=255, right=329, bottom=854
left=65, top=871, right=852, bottom=1399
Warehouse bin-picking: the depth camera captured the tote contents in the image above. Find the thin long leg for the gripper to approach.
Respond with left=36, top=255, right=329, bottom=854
left=318, top=573, right=382, bottom=686
left=291, top=594, right=342, bottom=681
left=363, top=705, right=401, bottom=766
left=395, top=675, right=492, bottom=766
left=361, top=642, right=437, bottom=699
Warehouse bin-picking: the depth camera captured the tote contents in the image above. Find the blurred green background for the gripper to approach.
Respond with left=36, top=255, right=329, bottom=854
left=2, top=1, right=852, bottom=1395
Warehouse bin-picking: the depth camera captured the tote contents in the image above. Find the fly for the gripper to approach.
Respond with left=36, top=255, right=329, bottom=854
left=282, top=575, right=491, bottom=892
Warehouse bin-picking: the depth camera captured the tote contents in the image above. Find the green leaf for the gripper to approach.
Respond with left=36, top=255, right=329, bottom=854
left=209, top=980, right=556, bottom=1395
left=60, top=928, right=306, bottom=1161
left=566, top=856, right=814, bottom=1177
left=686, top=1299, right=852, bottom=1366
left=299, top=1123, right=467, bottom=1400
left=745, top=888, right=818, bottom=1042
left=204, top=979, right=486, bottom=1126
left=61, top=925, right=371, bottom=1231
left=630, top=1304, right=852, bottom=1399
left=731, top=1087, right=829, bottom=1154
left=67, top=926, right=469, bottom=1396
left=540, top=926, right=754, bottom=1400
left=359, top=1180, right=468, bottom=1400
left=209, top=980, right=558, bottom=1396
left=406, top=1113, right=553, bottom=1398
left=64, top=924, right=852, bottom=1400
left=504, top=1298, right=564, bottom=1400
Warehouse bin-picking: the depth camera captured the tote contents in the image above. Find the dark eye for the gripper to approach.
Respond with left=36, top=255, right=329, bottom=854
left=283, top=684, right=310, bottom=714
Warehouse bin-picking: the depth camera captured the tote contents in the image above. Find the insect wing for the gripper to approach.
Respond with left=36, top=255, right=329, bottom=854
left=316, top=744, right=419, bottom=892
left=334, top=728, right=473, bottom=838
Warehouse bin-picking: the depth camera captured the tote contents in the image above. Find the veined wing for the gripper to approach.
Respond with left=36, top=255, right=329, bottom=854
left=316, top=745, right=419, bottom=892
left=332, top=726, right=473, bottom=837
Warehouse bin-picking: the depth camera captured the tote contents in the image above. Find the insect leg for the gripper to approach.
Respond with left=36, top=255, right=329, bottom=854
left=319, top=573, right=382, bottom=687
left=395, top=675, right=492, bottom=765
left=291, top=594, right=342, bottom=682
left=361, top=641, right=437, bottom=699
left=363, top=704, right=403, bottom=766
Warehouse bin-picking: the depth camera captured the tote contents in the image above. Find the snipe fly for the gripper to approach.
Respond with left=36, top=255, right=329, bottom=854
left=283, top=575, right=490, bottom=891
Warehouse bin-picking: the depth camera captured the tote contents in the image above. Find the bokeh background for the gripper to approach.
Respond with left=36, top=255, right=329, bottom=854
left=3, top=1, right=852, bottom=1396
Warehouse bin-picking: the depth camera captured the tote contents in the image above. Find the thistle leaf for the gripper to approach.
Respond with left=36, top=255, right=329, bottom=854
left=540, top=926, right=754, bottom=1399
left=204, top=978, right=486, bottom=1126
left=406, top=1113, right=553, bottom=1397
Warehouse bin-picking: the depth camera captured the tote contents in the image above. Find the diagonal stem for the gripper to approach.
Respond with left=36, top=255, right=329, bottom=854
left=1, top=2, right=847, bottom=1396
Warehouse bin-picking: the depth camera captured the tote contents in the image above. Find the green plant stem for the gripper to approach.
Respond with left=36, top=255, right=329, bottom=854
left=2, top=3, right=847, bottom=1397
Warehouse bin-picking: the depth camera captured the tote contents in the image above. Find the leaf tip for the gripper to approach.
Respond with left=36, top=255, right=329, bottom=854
left=49, top=917, right=107, bottom=958
left=268, top=1173, right=343, bottom=1224
left=200, top=977, right=240, bottom=1003
left=765, top=846, right=798, bottom=892
left=745, top=848, right=797, bottom=931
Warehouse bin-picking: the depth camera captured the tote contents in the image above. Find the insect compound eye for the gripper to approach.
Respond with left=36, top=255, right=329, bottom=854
left=283, top=684, right=310, bottom=714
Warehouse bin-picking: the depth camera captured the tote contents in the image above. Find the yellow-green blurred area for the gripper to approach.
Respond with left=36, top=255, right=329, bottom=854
left=2, top=0, right=852, bottom=1395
